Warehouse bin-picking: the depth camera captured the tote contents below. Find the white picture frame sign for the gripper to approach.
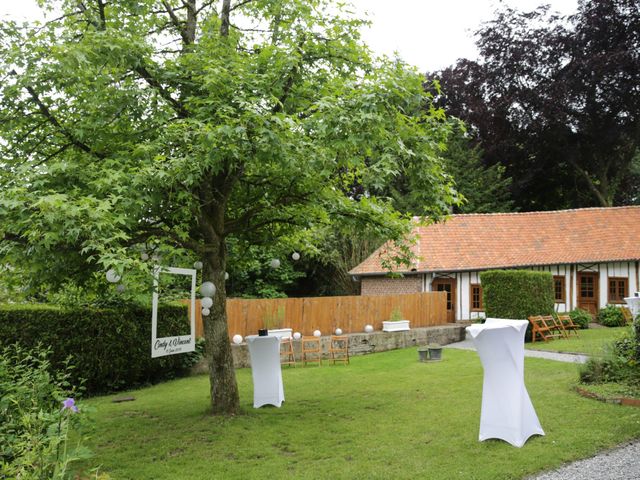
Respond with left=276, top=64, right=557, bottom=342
left=151, top=266, right=197, bottom=358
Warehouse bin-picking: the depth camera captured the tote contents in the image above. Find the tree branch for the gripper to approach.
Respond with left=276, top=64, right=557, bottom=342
left=134, top=65, right=189, bottom=118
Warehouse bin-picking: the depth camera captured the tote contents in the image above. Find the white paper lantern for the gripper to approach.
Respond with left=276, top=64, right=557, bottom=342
left=224, top=272, right=229, bottom=280
left=201, top=297, right=213, bottom=309
left=292, top=252, right=300, bottom=261
left=200, top=281, right=216, bottom=297
left=232, top=334, right=243, bottom=345
left=313, top=330, right=321, bottom=337
left=364, top=324, right=374, bottom=333
left=193, top=261, right=203, bottom=270
left=270, top=258, right=281, bottom=269
left=141, top=252, right=149, bottom=261
left=293, top=332, right=302, bottom=340
left=202, top=308, right=210, bottom=316
left=335, top=328, right=343, bottom=335
left=106, top=269, right=121, bottom=283
left=116, top=284, right=126, bottom=293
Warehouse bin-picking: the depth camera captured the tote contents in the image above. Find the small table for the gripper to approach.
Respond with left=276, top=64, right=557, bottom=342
left=245, top=335, right=285, bottom=408
left=625, top=296, right=640, bottom=318
left=466, top=318, right=544, bottom=447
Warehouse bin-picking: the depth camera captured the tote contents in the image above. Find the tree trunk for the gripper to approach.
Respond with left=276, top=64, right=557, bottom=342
left=201, top=221, right=239, bottom=415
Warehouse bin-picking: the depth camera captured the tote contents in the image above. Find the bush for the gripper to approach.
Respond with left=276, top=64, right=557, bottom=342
left=568, top=308, right=592, bottom=329
left=480, top=269, right=554, bottom=341
left=580, top=329, right=640, bottom=386
left=597, top=305, right=627, bottom=327
left=0, top=303, right=203, bottom=395
left=0, top=344, right=92, bottom=479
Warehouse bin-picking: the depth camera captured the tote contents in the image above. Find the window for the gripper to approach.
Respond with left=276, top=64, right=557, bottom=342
left=608, top=277, right=628, bottom=303
left=470, top=284, right=483, bottom=311
left=553, top=276, right=566, bottom=303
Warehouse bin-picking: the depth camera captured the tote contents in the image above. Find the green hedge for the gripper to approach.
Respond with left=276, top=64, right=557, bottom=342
left=597, top=305, right=626, bottom=327
left=0, top=303, right=201, bottom=395
left=480, top=269, right=555, bottom=341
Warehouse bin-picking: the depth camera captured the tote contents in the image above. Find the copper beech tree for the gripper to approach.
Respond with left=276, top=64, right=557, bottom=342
left=0, top=0, right=457, bottom=414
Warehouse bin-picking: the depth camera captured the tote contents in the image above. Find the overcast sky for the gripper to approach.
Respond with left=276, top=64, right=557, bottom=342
left=1, top=0, right=579, bottom=72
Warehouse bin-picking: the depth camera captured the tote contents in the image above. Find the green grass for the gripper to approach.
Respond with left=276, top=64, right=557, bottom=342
left=81, top=347, right=640, bottom=480
left=526, top=326, right=630, bottom=356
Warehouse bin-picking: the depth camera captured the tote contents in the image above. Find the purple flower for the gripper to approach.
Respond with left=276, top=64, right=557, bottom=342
left=62, top=397, right=78, bottom=413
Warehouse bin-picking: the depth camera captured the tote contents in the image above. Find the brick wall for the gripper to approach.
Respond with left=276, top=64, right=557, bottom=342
left=360, top=275, right=423, bottom=296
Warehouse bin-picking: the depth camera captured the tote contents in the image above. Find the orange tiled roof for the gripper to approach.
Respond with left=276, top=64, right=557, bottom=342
left=349, top=206, right=640, bottom=275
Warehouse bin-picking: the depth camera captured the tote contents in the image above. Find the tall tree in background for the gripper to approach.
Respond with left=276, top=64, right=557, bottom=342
left=0, top=0, right=457, bottom=414
left=431, top=0, right=640, bottom=210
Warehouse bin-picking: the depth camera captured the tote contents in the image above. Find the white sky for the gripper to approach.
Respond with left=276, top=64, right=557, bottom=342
left=1, top=0, right=579, bottom=72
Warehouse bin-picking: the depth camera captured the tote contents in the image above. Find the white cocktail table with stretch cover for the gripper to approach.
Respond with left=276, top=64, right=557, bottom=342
left=466, top=318, right=544, bottom=447
left=245, top=335, right=285, bottom=408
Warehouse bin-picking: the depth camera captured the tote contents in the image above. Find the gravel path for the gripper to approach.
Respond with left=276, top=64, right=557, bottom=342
left=445, top=337, right=640, bottom=479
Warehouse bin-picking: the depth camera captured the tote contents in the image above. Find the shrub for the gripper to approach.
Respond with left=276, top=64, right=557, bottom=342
left=0, top=344, right=92, bottom=479
left=580, top=329, right=640, bottom=386
left=0, top=303, right=203, bottom=395
left=480, top=269, right=554, bottom=341
left=597, top=305, right=627, bottom=327
left=568, top=308, right=592, bottom=329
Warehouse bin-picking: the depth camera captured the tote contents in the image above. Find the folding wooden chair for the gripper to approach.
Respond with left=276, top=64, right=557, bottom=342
left=528, top=315, right=562, bottom=343
left=541, top=314, right=567, bottom=339
left=280, top=336, right=296, bottom=367
left=555, top=313, right=580, bottom=338
left=301, top=336, right=322, bottom=367
left=329, top=335, right=349, bottom=365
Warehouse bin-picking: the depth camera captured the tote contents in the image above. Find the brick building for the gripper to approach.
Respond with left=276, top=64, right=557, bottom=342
left=349, top=206, right=640, bottom=322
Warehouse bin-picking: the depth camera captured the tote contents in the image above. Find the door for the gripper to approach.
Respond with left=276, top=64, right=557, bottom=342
left=577, top=272, right=599, bottom=317
left=432, top=278, right=456, bottom=323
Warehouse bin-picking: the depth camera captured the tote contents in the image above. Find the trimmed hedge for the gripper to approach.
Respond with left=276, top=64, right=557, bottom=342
left=480, top=269, right=555, bottom=341
left=0, top=303, right=201, bottom=395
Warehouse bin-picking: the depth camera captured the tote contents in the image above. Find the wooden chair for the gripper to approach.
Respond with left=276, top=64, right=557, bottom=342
left=555, top=313, right=580, bottom=338
left=541, top=314, right=566, bottom=339
left=621, top=307, right=634, bottom=325
left=329, top=335, right=349, bottom=365
left=301, top=336, right=322, bottom=367
left=528, top=315, right=562, bottom=343
left=280, top=336, right=296, bottom=367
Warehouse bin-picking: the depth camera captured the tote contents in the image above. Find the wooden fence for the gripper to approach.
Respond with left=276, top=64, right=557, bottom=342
left=188, top=292, right=448, bottom=339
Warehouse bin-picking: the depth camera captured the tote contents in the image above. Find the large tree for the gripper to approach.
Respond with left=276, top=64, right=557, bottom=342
left=431, top=0, right=640, bottom=210
left=0, top=0, right=456, bottom=414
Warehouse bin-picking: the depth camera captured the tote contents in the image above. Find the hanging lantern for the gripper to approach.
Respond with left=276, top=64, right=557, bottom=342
left=293, top=332, right=302, bottom=340
left=200, top=282, right=216, bottom=297
left=335, top=328, right=343, bottom=335
left=313, top=330, right=321, bottom=337
left=224, top=272, right=229, bottom=280
left=270, top=258, right=281, bottom=269
left=193, top=261, right=203, bottom=270
left=201, top=297, right=213, bottom=309
left=202, top=308, right=211, bottom=316
left=292, top=252, right=300, bottom=261
left=232, top=334, right=243, bottom=345
left=106, top=269, right=121, bottom=283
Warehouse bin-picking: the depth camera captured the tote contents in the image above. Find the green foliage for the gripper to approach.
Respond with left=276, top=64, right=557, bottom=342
left=389, top=307, right=404, bottom=321
left=0, top=304, right=203, bottom=395
left=569, top=308, right=592, bottom=329
left=597, top=305, right=627, bottom=327
left=480, top=269, right=554, bottom=341
left=0, top=344, right=93, bottom=479
left=579, top=328, right=640, bottom=386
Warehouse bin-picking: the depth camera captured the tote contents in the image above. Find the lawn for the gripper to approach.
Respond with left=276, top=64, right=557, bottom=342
left=525, top=326, right=630, bottom=356
left=81, top=346, right=640, bottom=480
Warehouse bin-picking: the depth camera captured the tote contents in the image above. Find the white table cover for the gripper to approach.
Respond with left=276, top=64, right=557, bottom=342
left=466, top=318, right=544, bottom=447
left=625, top=296, right=640, bottom=318
left=246, top=335, right=285, bottom=408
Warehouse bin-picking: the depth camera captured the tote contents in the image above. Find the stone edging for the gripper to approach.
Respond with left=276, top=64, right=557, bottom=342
left=574, top=386, right=640, bottom=407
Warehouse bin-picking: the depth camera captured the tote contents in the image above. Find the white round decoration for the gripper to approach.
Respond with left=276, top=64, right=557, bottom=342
left=335, top=328, right=343, bottom=335
left=202, top=308, right=210, bottom=316
left=193, top=261, right=203, bottom=270
left=106, top=269, right=121, bottom=283
left=232, top=334, right=243, bottom=345
left=292, top=252, right=300, bottom=261
left=313, top=330, right=321, bottom=337
left=293, top=332, right=302, bottom=340
left=200, top=281, right=216, bottom=297
left=224, top=272, right=229, bottom=280
left=201, top=296, right=213, bottom=309
left=364, top=324, right=374, bottom=333
left=270, top=258, right=281, bottom=269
